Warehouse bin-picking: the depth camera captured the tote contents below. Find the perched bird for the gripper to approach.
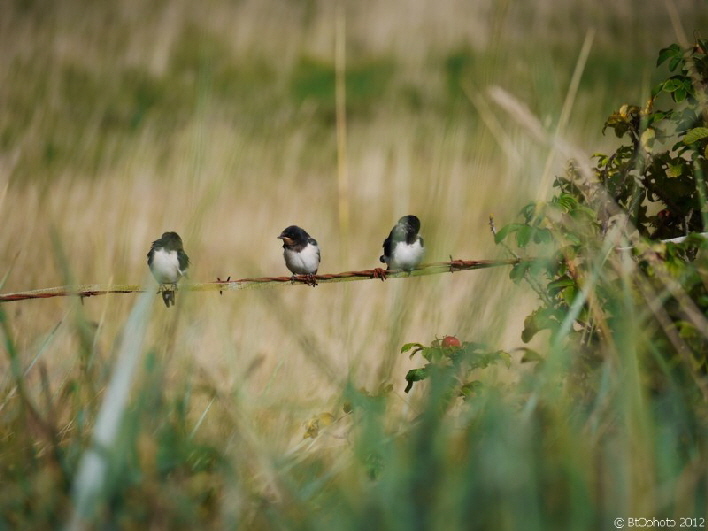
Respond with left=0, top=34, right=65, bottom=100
left=278, top=225, right=320, bottom=286
left=147, top=231, right=190, bottom=307
left=380, top=215, right=425, bottom=271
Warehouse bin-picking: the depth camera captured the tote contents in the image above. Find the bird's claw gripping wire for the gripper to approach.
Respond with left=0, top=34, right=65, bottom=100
left=371, top=268, right=387, bottom=281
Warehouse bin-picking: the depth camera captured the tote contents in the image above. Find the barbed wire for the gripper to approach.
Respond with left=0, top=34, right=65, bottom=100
left=0, top=258, right=523, bottom=302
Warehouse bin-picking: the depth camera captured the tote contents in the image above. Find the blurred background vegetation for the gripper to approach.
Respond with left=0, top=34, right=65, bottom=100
left=1, top=0, right=707, bottom=529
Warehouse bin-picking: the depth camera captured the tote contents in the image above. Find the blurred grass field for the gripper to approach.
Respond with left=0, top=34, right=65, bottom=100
left=1, top=0, right=707, bottom=529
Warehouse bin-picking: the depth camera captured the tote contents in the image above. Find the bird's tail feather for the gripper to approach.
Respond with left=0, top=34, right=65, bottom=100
left=162, top=290, right=175, bottom=308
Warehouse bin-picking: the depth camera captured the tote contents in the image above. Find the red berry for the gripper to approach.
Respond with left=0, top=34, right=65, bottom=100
left=441, top=336, right=462, bottom=348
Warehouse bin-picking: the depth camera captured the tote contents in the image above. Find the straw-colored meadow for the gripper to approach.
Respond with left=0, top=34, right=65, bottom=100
left=1, top=1, right=707, bottom=529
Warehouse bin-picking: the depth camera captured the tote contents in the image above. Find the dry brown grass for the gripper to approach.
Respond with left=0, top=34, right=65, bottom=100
left=0, top=1, right=706, bottom=527
left=2, top=0, right=704, bottom=419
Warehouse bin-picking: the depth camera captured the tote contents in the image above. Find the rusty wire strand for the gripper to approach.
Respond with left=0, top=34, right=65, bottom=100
left=0, top=258, right=524, bottom=302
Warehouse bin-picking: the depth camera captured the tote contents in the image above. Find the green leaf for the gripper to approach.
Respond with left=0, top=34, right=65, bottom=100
left=684, top=127, right=708, bottom=145
left=494, top=224, right=518, bottom=243
left=662, top=77, right=685, bottom=93
left=556, top=193, right=579, bottom=211
left=522, top=307, right=561, bottom=343
left=668, top=54, right=683, bottom=72
left=459, top=381, right=482, bottom=399
left=401, top=342, right=425, bottom=358
left=520, top=202, right=542, bottom=223
left=493, top=224, right=512, bottom=243
left=494, top=223, right=526, bottom=244
left=533, top=228, right=553, bottom=244
left=650, top=83, right=664, bottom=99
left=401, top=342, right=424, bottom=353
left=569, top=203, right=599, bottom=222
left=667, top=162, right=684, bottom=177
left=509, top=261, right=530, bottom=282
left=564, top=231, right=582, bottom=246
left=521, top=318, right=538, bottom=343
left=404, top=367, right=429, bottom=393
left=496, top=350, right=512, bottom=368
left=640, top=128, right=655, bottom=151
left=465, top=349, right=510, bottom=370
left=561, top=284, right=579, bottom=306
left=516, top=225, right=533, bottom=247
left=547, top=276, right=576, bottom=296
left=518, top=348, right=544, bottom=363
left=647, top=110, right=667, bottom=125
left=656, top=43, right=681, bottom=67
left=421, top=346, right=447, bottom=363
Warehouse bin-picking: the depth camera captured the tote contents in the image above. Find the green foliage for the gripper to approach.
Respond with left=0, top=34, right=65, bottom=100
left=0, top=303, right=228, bottom=529
left=444, top=47, right=477, bottom=98
left=290, top=56, right=395, bottom=122
left=402, top=336, right=510, bottom=398
left=495, top=38, right=708, bottom=377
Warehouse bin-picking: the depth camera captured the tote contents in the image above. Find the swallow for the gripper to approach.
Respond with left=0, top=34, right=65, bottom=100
left=278, top=225, right=320, bottom=286
left=147, top=231, right=190, bottom=307
left=380, top=215, right=425, bottom=271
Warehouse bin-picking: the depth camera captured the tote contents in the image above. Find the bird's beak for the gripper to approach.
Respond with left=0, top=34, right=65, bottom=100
left=278, top=234, right=294, bottom=245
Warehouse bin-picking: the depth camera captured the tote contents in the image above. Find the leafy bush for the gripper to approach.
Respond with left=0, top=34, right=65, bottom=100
left=494, top=38, right=708, bottom=384
left=389, top=40, right=708, bottom=529
left=403, top=336, right=510, bottom=398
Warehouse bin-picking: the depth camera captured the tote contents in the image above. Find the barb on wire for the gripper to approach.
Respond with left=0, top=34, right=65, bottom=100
left=0, top=258, right=524, bottom=303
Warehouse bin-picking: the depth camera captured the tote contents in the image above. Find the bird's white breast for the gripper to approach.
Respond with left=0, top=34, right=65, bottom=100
left=389, top=239, right=424, bottom=271
left=284, top=243, right=320, bottom=275
left=150, top=248, right=184, bottom=284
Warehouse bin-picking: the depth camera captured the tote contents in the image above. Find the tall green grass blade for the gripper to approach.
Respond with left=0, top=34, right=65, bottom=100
left=67, top=286, right=154, bottom=530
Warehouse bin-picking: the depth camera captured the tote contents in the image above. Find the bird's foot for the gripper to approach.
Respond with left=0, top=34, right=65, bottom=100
left=216, top=276, right=231, bottom=295
left=290, top=274, right=317, bottom=286
left=371, top=268, right=387, bottom=281
left=448, top=255, right=464, bottom=272
left=158, top=285, right=176, bottom=308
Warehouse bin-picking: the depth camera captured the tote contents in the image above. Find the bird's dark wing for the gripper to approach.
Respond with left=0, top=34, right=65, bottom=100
left=419, top=236, right=424, bottom=248
left=177, top=250, right=190, bottom=272
left=382, top=231, right=394, bottom=260
left=146, top=241, right=158, bottom=267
